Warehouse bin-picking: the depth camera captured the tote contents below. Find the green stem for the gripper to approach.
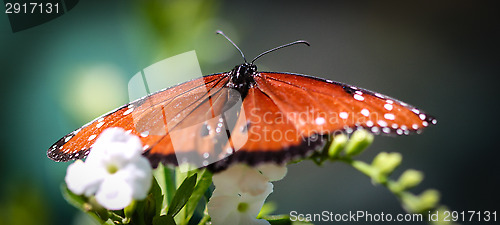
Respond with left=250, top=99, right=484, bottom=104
left=339, top=157, right=401, bottom=195
left=108, top=211, right=125, bottom=224
left=338, top=157, right=376, bottom=178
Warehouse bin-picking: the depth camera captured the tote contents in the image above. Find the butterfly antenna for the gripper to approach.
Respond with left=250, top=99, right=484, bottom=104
left=216, top=30, right=247, bottom=63
left=251, top=40, right=310, bottom=64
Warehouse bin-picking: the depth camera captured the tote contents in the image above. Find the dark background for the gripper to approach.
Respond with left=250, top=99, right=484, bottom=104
left=0, top=0, right=499, bottom=224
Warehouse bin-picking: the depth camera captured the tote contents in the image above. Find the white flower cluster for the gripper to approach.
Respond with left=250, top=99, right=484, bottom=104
left=65, top=128, right=153, bottom=210
left=208, top=163, right=287, bottom=225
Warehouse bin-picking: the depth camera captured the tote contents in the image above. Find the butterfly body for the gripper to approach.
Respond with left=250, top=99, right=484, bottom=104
left=227, top=63, right=257, bottom=96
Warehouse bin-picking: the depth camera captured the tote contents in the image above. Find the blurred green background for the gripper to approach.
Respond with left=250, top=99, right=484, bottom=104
left=0, top=0, right=499, bottom=224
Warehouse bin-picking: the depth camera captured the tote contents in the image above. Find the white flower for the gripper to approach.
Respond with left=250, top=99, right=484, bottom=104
left=65, top=128, right=152, bottom=210
left=208, top=183, right=273, bottom=225
left=208, top=163, right=287, bottom=225
left=212, top=164, right=287, bottom=196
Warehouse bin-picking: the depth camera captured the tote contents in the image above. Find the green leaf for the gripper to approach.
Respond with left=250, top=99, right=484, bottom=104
left=60, top=184, right=87, bottom=211
left=61, top=184, right=106, bottom=223
left=153, top=164, right=176, bottom=213
left=132, top=200, right=147, bottom=225
left=124, top=200, right=137, bottom=223
left=104, top=219, right=116, bottom=225
left=184, top=170, right=213, bottom=223
left=153, top=215, right=176, bottom=225
left=150, top=176, right=164, bottom=216
left=258, top=202, right=277, bottom=218
left=167, top=173, right=198, bottom=217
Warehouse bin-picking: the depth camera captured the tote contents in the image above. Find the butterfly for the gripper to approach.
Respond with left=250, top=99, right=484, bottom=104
left=47, top=31, right=436, bottom=172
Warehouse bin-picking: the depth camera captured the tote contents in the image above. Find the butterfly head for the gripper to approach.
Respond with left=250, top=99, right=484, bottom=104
left=230, top=63, right=257, bottom=88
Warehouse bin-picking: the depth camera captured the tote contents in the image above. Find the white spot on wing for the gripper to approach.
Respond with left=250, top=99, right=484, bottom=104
left=339, top=112, right=348, bottom=119
left=384, top=104, right=393, bottom=111
left=315, top=117, right=326, bottom=125
left=361, top=109, right=370, bottom=117
left=88, top=134, right=97, bottom=141
left=378, top=120, right=388, bottom=127
left=123, top=108, right=134, bottom=116
left=382, top=127, right=391, bottom=133
left=384, top=113, right=395, bottom=120
left=96, top=121, right=105, bottom=128
left=419, top=114, right=426, bottom=120
left=354, top=94, right=364, bottom=101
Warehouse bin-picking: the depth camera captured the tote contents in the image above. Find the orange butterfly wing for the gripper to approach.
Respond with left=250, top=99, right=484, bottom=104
left=47, top=73, right=230, bottom=162
left=208, top=72, right=436, bottom=170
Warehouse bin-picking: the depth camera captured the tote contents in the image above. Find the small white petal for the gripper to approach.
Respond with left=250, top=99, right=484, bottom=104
left=257, top=164, right=287, bottom=182
left=120, top=157, right=153, bottom=199
left=65, top=160, right=105, bottom=196
left=212, top=164, right=269, bottom=196
left=95, top=176, right=133, bottom=210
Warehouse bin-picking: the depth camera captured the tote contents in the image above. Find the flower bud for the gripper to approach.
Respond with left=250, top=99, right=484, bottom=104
left=398, top=169, right=424, bottom=190
left=401, top=189, right=440, bottom=213
left=419, top=189, right=440, bottom=211
left=371, top=152, right=402, bottom=175
left=344, top=129, right=374, bottom=156
left=328, top=134, right=348, bottom=158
